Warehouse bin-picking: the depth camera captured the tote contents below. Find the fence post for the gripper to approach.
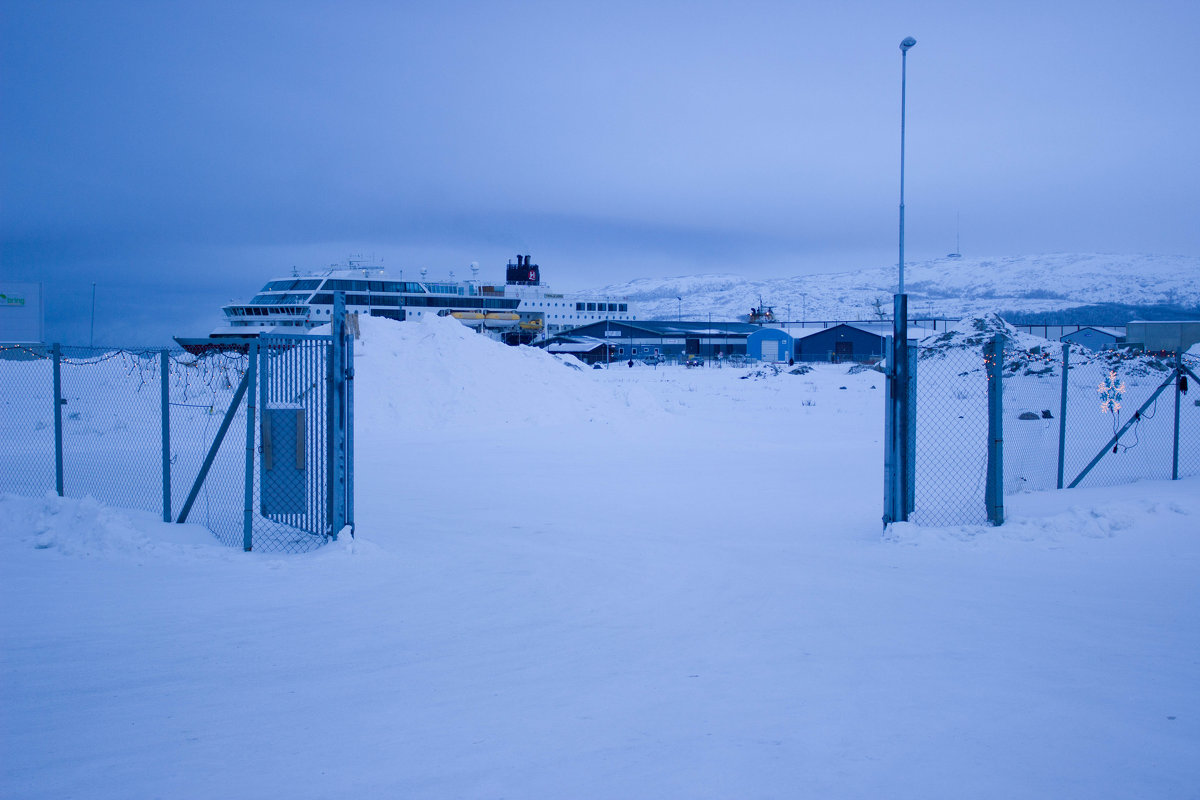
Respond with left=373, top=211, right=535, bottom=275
left=52, top=343, right=64, bottom=497
left=890, top=294, right=912, bottom=523
left=883, top=335, right=896, bottom=526
left=1057, top=343, right=1069, bottom=489
left=985, top=335, right=1005, bottom=525
left=329, top=292, right=346, bottom=540
left=161, top=349, right=171, bottom=522
left=345, top=327, right=355, bottom=533
left=243, top=343, right=258, bottom=552
left=905, top=341, right=916, bottom=517
left=1173, top=350, right=1182, bottom=481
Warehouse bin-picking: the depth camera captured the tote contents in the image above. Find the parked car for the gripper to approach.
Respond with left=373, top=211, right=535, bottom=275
left=684, top=355, right=704, bottom=368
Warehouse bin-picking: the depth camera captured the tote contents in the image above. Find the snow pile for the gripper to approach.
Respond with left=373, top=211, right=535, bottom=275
left=887, top=476, right=1199, bottom=547
left=918, top=313, right=1053, bottom=357
left=0, top=493, right=231, bottom=563
left=352, top=314, right=665, bottom=432
left=917, top=313, right=1179, bottom=380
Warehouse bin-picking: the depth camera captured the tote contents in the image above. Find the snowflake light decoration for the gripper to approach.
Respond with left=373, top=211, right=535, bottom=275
left=1098, top=370, right=1126, bottom=414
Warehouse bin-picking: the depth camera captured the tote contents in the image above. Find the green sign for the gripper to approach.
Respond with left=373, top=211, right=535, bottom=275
left=0, top=294, right=26, bottom=308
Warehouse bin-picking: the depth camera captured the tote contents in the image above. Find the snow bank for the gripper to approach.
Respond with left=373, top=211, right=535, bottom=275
left=917, top=312, right=1058, bottom=357
left=351, top=314, right=665, bottom=432
left=0, top=493, right=233, bottom=563
left=887, top=476, right=1200, bottom=547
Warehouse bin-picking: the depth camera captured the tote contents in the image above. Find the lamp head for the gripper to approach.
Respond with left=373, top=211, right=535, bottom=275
left=900, top=37, right=917, bottom=51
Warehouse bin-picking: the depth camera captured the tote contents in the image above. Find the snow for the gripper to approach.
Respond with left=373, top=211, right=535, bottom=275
left=589, top=253, right=1200, bottom=322
left=2, top=314, right=1198, bottom=798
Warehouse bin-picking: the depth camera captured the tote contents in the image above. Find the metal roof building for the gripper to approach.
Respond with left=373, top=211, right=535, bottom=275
left=1124, top=320, right=1200, bottom=354
left=539, top=320, right=764, bottom=362
left=1059, top=326, right=1122, bottom=351
left=794, top=323, right=918, bottom=363
left=746, top=327, right=793, bottom=362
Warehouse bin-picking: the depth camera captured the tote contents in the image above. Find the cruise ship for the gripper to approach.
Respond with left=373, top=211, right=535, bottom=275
left=174, top=255, right=637, bottom=353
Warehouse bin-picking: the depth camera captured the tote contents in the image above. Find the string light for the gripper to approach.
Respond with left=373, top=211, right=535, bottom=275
left=1098, top=371, right=1126, bottom=414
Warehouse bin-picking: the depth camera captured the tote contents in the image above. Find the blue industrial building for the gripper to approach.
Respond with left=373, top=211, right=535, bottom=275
left=746, top=327, right=793, bottom=362
left=1059, top=326, right=1122, bottom=351
left=542, top=319, right=934, bottom=365
left=539, top=320, right=763, bottom=362
left=794, top=323, right=913, bottom=363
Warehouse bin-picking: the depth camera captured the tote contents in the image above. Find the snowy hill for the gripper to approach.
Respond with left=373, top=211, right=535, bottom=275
left=581, top=253, right=1200, bottom=322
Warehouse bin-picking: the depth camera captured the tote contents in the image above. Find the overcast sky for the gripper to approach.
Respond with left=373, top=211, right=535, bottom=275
left=3, top=0, right=1198, bottom=344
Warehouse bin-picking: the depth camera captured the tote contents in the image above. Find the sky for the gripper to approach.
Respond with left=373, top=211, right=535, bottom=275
left=3, top=0, right=1199, bottom=345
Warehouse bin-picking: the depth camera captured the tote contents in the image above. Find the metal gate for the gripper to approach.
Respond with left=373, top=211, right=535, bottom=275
left=177, top=296, right=353, bottom=552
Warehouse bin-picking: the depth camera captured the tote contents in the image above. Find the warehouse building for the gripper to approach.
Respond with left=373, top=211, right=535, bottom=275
left=1123, top=320, right=1200, bottom=354
left=746, top=327, right=793, bottom=362
left=793, top=323, right=917, bottom=363
left=539, top=320, right=763, bottom=362
left=1059, top=326, right=1122, bottom=351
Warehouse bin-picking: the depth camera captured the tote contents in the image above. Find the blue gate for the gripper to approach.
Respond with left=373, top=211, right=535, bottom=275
left=177, top=296, right=354, bottom=552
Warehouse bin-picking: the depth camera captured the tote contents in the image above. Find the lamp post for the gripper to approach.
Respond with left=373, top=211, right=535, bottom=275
left=800, top=292, right=808, bottom=326
left=895, top=36, right=916, bottom=373
left=676, top=296, right=682, bottom=321
left=898, top=36, right=915, bottom=298
left=890, top=35, right=916, bottom=525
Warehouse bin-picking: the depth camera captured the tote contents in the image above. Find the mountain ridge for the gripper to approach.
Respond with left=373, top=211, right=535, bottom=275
left=576, top=253, right=1200, bottom=323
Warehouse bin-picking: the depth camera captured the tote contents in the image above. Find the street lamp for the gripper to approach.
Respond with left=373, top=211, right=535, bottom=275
left=890, top=35, right=916, bottom=525
left=898, top=36, right=916, bottom=296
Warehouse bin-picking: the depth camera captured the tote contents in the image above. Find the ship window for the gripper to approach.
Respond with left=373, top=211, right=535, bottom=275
left=586, top=303, right=596, bottom=311
left=576, top=303, right=585, bottom=311
left=619, top=304, right=628, bottom=312
left=326, top=280, right=368, bottom=291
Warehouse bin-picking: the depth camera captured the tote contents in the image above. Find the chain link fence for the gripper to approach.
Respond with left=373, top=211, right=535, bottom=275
left=1, top=332, right=352, bottom=553
left=909, top=343, right=991, bottom=527
left=895, top=329, right=1199, bottom=528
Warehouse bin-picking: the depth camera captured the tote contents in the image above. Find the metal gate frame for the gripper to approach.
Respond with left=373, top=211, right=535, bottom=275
left=176, top=292, right=354, bottom=551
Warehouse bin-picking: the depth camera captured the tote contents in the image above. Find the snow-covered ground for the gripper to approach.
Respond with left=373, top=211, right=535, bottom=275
left=2, top=315, right=1198, bottom=799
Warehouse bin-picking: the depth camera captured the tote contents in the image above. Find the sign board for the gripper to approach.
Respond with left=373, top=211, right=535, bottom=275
left=0, top=282, right=44, bottom=344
